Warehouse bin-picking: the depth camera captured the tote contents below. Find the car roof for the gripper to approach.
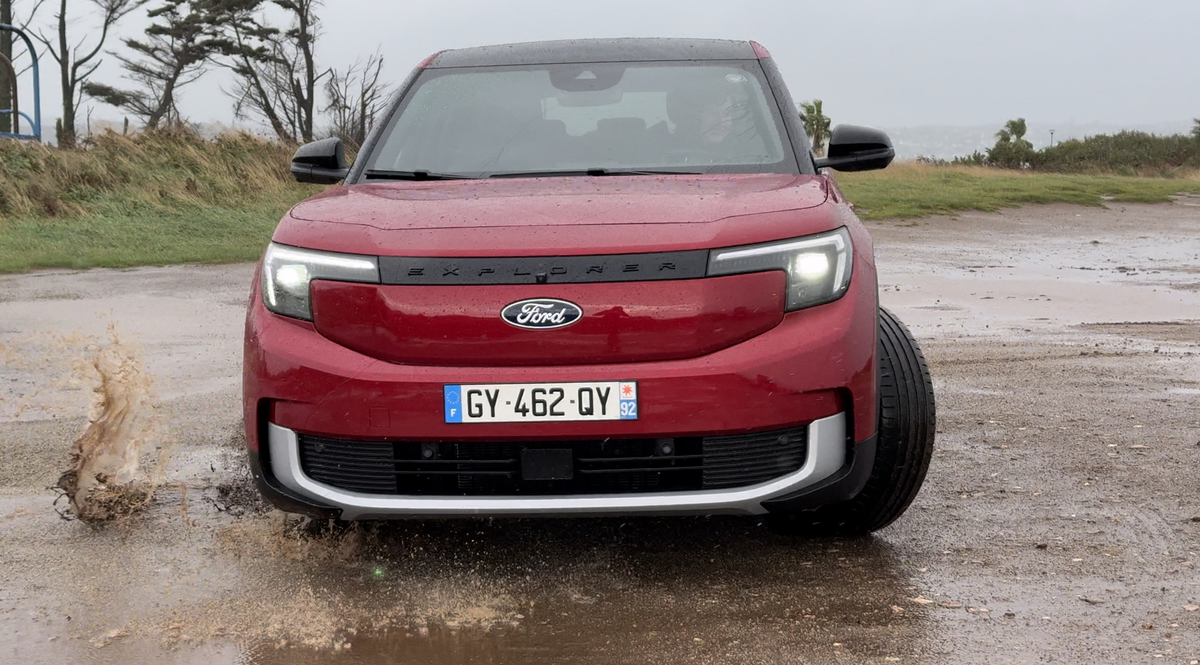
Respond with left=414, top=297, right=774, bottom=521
left=426, top=38, right=759, bottom=68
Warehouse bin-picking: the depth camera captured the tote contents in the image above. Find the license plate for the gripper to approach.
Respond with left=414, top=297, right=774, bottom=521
left=444, top=382, right=638, bottom=423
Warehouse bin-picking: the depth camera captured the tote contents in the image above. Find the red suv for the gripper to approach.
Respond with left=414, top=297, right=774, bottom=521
left=244, top=38, right=935, bottom=535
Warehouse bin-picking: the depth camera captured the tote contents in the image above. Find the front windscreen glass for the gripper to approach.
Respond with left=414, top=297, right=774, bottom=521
left=363, top=61, right=797, bottom=178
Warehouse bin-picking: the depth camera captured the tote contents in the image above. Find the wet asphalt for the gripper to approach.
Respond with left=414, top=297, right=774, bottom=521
left=1, top=201, right=1198, bottom=664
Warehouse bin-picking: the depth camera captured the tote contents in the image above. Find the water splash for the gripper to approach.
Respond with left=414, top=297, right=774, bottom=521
left=44, top=326, right=166, bottom=523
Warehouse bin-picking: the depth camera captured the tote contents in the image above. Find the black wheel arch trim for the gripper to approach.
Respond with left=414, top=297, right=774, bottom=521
left=759, top=433, right=877, bottom=512
left=249, top=442, right=342, bottom=520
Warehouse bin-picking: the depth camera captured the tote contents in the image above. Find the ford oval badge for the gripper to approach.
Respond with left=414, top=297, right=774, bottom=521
left=501, top=299, right=583, bottom=330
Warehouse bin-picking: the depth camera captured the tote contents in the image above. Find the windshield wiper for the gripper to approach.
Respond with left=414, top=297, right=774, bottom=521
left=363, top=169, right=476, bottom=181
left=489, top=168, right=703, bottom=178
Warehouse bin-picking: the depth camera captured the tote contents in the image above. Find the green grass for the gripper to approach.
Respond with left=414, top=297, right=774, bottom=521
left=837, top=162, right=1200, bottom=220
left=0, top=203, right=297, bottom=272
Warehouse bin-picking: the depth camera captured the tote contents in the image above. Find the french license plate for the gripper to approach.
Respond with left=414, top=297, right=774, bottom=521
left=444, top=381, right=638, bottom=423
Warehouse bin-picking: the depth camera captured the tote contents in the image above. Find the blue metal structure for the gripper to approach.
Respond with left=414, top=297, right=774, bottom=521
left=0, top=24, right=41, bottom=142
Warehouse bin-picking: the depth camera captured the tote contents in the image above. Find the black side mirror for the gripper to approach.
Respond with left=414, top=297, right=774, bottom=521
left=813, top=125, right=895, bottom=172
left=291, top=137, right=350, bottom=184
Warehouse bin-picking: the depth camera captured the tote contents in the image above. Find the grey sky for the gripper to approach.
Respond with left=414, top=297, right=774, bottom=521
left=15, top=0, right=1200, bottom=136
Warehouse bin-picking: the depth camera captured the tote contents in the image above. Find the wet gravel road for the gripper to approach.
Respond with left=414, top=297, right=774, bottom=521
left=1, top=201, right=1198, bottom=664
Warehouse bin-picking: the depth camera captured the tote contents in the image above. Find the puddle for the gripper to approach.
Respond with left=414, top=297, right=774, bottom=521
left=134, top=518, right=930, bottom=663
left=0, top=510, right=930, bottom=662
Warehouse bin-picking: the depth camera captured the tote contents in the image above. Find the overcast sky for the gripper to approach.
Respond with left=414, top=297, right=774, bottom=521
left=13, top=0, right=1200, bottom=137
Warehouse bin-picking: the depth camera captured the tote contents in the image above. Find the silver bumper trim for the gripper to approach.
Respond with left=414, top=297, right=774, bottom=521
left=267, top=413, right=846, bottom=519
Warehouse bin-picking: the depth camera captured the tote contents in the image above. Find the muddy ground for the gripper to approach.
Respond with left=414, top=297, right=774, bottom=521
left=1, top=201, right=1198, bottom=664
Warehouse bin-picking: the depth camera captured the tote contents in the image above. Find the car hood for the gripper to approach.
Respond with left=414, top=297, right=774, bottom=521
left=276, top=173, right=837, bottom=256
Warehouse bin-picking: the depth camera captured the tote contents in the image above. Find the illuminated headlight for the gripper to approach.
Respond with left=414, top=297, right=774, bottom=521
left=707, top=227, right=852, bottom=311
left=261, top=243, right=380, bottom=320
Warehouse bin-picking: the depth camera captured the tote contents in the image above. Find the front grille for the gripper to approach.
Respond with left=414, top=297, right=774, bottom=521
left=298, top=426, right=808, bottom=497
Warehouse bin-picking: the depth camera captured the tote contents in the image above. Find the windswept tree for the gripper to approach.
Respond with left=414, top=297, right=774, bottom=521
left=323, top=50, right=386, bottom=150
left=799, top=99, right=831, bottom=157
left=1193, top=117, right=1200, bottom=141
left=211, top=0, right=325, bottom=143
left=34, top=0, right=151, bottom=147
left=995, top=117, right=1031, bottom=147
left=83, top=0, right=219, bottom=130
left=988, top=117, right=1036, bottom=169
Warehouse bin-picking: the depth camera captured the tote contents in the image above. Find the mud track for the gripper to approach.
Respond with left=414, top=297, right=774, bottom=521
left=1, top=202, right=1198, bottom=663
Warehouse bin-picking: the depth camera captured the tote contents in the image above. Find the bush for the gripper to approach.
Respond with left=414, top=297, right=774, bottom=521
left=1031, top=131, right=1200, bottom=176
left=946, top=118, right=1200, bottom=175
left=987, top=141, right=1037, bottom=170
left=952, top=151, right=987, bottom=167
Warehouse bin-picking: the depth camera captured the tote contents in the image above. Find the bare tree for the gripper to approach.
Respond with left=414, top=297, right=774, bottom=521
left=33, top=0, right=151, bottom=147
left=211, top=0, right=324, bottom=143
left=274, top=0, right=320, bottom=141
left=323, top=50, right=385, bottom=150
left=83, top=0, right=218, bottom=129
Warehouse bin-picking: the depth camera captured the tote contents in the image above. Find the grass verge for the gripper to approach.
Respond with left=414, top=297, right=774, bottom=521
left=0, top=202, right=297, bottom=273
left=836, top=162, right=1200, bottom=220
left=2, top=139, right=1199, bottom=273
left=0, top=131, right=318, bottom=273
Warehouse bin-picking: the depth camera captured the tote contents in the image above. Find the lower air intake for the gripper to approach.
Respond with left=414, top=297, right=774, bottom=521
left=298, top=426, right=808, bottom=497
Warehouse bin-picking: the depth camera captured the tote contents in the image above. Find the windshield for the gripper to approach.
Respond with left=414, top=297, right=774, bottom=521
left=362, top=61, right=797, bottom=179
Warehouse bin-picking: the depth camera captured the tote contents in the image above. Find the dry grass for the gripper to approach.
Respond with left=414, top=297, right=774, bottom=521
left=0, top=129, right=312, bottom=218
left=0, top=131, right=321, bottom=272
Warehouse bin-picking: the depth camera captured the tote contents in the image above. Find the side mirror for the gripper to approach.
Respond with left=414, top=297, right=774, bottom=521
left=291, top=137, right=350, bottom=184
left=813, top=125, right=895, bottom=172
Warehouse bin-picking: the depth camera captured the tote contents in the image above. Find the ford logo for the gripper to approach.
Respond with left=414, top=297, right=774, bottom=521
left=501, top=299, right=583, bottom=330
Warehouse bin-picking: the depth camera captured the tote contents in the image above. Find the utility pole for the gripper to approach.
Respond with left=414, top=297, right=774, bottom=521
left=1, top=0, right=12, bottom=134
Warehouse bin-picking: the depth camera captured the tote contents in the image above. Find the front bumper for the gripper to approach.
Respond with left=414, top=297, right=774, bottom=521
left=258, top=412, right=874, bottom=519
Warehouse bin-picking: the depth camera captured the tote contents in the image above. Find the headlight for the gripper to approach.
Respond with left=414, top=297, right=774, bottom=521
left=261, top=243, right=380, bottom=320
left=707, top=227, right=852, bottom=311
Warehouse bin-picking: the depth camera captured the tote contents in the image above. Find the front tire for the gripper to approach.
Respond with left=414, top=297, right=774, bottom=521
left=771, top=307, right=935, bottom=536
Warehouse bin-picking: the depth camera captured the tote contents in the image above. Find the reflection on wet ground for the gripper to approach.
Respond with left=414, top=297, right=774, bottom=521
left=2, top=489, right=931, bottom=663
left=214, top=514, right=927, bottom=664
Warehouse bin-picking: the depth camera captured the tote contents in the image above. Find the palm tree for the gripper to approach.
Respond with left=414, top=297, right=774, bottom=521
left=989, top=118, right=1036, bottom=169
left=799, top=100, right=832, bottom=157
left=1003, top=118, right=1029, bottom=143
left=996, top=118, right=1033, bottom=150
